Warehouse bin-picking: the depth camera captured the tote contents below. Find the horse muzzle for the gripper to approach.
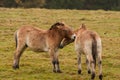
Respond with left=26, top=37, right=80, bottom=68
left=59, top=44, right=64, bottom=49
left=71, top=34, right=76, bottom=40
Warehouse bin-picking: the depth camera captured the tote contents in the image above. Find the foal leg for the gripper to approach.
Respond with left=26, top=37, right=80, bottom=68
left=85, top=47, right=95, bottom=80
left=76, top=51, right=82, bottom=74
left=86, top=54, right=91, bottom=74
left=13, top=43, right=26, bottom=69
left=98, top=53, right=102, bottom=80
left=90, top=55, right=96, bottom=80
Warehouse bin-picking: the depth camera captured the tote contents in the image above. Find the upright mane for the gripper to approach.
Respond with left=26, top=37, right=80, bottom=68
left=49, top=22, right=64, bottom=30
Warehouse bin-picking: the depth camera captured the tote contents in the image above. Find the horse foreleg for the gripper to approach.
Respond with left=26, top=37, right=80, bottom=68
left=52, top=60, right=56, bottom=72
left=55, top=58, right=62, bottom=73
left=49, top=50, right=62, bottom=73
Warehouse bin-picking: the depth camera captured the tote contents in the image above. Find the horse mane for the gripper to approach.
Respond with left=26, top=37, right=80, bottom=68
left=49, top=22, right=64, bottom=30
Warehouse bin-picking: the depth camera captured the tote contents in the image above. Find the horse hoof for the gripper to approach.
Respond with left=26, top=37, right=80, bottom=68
left=12, top=65, right=19, bottom=70
left=78, top=69, right=81, bottom=74
left=88, top=70, right=91, bottom=74
left=53, top=69, right=56, bottom=73
left=56, top=70, right=62, bottom=73
left=91, top=73, right=95, bottom=80
left=59, top=45, right=64, bottom=49
left=99, top=74, right=103, bottom=80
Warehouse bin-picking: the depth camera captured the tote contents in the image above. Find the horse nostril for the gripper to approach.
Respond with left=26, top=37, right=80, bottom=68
left=74, top=36, right=76, bottom=39
left=59, top=44, right=64, bottom=49
left=71, top=34, right=76, bottom=40
left=73, top=34, right=76, bottom=40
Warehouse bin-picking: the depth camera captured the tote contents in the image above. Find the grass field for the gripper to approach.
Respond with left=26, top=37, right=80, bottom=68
left=0, top=8, right=120, bottom=80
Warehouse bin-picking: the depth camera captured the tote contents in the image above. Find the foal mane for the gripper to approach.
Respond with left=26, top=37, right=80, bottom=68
left=49, top=22, right=64, bottom=30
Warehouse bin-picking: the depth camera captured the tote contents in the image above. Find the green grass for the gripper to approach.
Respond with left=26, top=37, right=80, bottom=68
left=0, top=8, right=120, bottom=80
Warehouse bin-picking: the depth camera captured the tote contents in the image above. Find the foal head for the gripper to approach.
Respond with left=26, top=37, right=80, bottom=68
left=59, top=24, right=86, bottom=48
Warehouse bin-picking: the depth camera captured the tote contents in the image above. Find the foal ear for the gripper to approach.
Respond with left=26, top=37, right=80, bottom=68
left=80, top=24, right=86, bottom=29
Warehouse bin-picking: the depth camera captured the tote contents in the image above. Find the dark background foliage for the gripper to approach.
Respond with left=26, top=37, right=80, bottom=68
left=0, top=0, right=120, bottom=10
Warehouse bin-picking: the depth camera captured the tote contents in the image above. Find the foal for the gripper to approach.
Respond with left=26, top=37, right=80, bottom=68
left=13, top=22, right=75, bottom=73
left=60, top=24, right=102, bottom=80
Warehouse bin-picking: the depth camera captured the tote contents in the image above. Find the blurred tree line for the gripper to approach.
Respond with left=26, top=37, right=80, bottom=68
left=0, top=0, right=120, bottom=10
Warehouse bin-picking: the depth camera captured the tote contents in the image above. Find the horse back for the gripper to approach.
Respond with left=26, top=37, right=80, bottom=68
left=16, top=26, right=48, bottom=52
left=75, top=29, right=101, bottom=53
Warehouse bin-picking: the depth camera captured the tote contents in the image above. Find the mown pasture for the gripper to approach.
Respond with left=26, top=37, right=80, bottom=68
left=0, top=8, right=120, bottom=80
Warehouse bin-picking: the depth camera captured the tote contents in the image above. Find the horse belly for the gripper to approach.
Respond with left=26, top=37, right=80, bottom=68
left=30, top=47, right=49, bottom=52
left=26, top=36, right=49, bottom=52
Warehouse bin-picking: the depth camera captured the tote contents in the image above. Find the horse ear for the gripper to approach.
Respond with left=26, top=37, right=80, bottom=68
left=50, top=22, right=64, bottom=30
left=56, top=22, right=64, bottom=29
left=49, top=26, right=53, bottom=30
left=80, top=24, right=86, bottom=29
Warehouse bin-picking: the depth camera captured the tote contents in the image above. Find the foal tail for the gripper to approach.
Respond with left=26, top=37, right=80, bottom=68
left=14, top=31, right=18, bottom=48
left=91, top=35, right=97, bottom=67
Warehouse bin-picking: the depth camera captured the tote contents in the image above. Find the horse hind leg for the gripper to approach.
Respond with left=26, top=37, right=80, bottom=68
left=86, top=54, right=91, bottom=74
left=13, top=42, right=27, bottom=69
left=85, top=48, right=96, bottom=80
left=97, top=51, right=102, bottom=80
left=75, top=50, right=82, bottom=74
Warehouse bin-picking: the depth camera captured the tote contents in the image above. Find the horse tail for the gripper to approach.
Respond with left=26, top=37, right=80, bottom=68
left=14, top=31, right=18, bottom=48
left=91, top=35, right=97, bottom=68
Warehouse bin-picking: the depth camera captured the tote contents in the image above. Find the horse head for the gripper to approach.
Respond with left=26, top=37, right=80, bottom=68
left=49, top=22, right=64, bottom=30
left=50, top=22, right=75, bottom=48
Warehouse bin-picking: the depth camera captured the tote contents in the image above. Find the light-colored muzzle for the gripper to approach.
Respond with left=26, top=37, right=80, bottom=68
left=59, top=34, right=76, bottom=49
left=71, top=34, right=76, bottom=40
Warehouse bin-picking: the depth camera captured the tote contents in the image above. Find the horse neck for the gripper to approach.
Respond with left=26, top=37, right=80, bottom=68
left=48, top=30, right=65, bottom=45
left=74, top=29, right=80, bottom=35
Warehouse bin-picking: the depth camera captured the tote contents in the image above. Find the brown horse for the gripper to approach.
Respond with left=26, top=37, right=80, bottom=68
left=60, top=24, right=102, bottom=80
left=13, top=22, right=76, bottom=73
